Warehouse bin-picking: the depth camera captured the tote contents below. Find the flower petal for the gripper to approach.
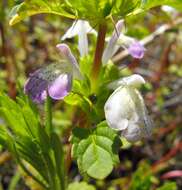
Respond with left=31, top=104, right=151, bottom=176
left=108, top=74, right=145, bottom=90
left=102, top=20, right=124, bottom=64
left=122, top=123, right=142, bottom=142
left=104, top=87, right=137, bottom=130
left=24, top=70, right=48, bottom=103
left=128, top=41, right=145, bottom=59
left=117, top=35, right=146, bottom=59
left=122, top=74, right=145, bottom=87
left=78, top=21, right=88, bottom=57
left=61, top=20, right=96, bottom=40
left=48, top=74, right=72, bottom=100
left=56, top=43, right=82, bottom=79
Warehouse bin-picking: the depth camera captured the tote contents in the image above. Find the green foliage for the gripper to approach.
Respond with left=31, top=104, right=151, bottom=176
left=9, top=0, right=182, bottom=26
left=0, top=94, right=65, bottom=190
left=156, top=182, right=177, bottom=190
left=66, top=0, right=114, bottom=20
left=64, top=79, right=92, bottom=112
left=129, top=162, right=153, bottom=190
left=113, top=0, right=141, bottom=17
left=9, top=0, right=75, bottom=25
left=67, top=182, right=96, bottom=190
left=141, top=0, right=182, bottom=11
left=71, top=121, right=122, bottom=179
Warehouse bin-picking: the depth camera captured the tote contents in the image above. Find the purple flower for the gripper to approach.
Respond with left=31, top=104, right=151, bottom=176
left=24, top=44, right=81, bottom=103
left=127, top=41, right=145, bottom=59
left=102, top=20, right=145, bottom=64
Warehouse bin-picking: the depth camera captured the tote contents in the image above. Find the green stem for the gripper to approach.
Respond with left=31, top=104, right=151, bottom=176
left=45, top=95, right=53, bottom=135
left=91, top=22, right=107, bottom=91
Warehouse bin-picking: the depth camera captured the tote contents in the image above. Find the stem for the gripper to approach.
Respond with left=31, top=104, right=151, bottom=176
left=45, top=95, right=53, bottom=135
left=91, top=23, right=107, bottom=88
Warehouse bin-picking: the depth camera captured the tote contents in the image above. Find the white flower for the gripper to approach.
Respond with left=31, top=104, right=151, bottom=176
left=61, top=20, right=96, bottom=57
left=104, top=74, right=153, bottom=142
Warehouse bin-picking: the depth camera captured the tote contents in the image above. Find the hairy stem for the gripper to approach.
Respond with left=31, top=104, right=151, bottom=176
left=91, top=23, right=107, bottom=88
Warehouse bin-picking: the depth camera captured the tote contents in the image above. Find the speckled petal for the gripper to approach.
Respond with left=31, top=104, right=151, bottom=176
left=24, top=71, right=48, bottom=103
left=48, top=74, right=72, bottom=100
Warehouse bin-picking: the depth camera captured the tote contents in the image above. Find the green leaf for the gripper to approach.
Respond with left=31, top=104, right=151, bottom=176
left=15, top=135, right=50, bottom=181
left=0, top=125, right=8, bottom=147
left=71, top=121, right=121, bottom=179
left=68, top=182, right=96, bottom=190
left=141, top=0, right=182, bottom=11
left=129, top=162, right=153, bottom=190
left=67, top=0, right=114, bottom=20
left=9, top=0, right=75, bottom=25
left=50, top=133, right=65, bottom=190
left=156, top=182, right=177, bottom=190
left=113, top=0, right=141, bottom=17
left=64, top=79, right=92, bottom=113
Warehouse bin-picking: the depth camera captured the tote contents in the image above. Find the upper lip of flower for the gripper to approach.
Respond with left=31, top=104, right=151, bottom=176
left=61, top=20, right=96, bottom=57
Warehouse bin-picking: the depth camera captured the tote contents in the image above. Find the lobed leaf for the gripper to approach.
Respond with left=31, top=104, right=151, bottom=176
left=71, top=121, right=121, bottom=179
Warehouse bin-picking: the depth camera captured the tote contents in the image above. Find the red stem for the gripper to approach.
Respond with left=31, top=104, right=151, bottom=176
left=91, top=23, right=107, bottom=83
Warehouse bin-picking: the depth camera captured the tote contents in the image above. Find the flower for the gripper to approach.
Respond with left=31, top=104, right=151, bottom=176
left=61, top=20, right=96, bottom=57
left=104, top=74, right=153, bottom=142
left=102, top=20, right=145, bottom=64
left=24, top=44, right=81, bottom=103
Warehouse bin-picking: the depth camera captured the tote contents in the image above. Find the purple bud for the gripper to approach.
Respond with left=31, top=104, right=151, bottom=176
left=127, top=41, right=145, bottom=59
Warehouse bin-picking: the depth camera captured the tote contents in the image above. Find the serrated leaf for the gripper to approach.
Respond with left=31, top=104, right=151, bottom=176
left=68, top=181, right=96, bottom=190
left=71, top=121, right=121, bottom=179
left=78, top=138, right=113, bottom=179
left=9, top=0, right=75, bottom=25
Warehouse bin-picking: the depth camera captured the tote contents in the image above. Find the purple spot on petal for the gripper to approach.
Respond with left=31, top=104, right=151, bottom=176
left=128, top=41, right=145, bottom=59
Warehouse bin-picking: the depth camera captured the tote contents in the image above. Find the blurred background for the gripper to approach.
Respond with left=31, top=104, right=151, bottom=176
left=0, top=0, right=182, bottom=190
